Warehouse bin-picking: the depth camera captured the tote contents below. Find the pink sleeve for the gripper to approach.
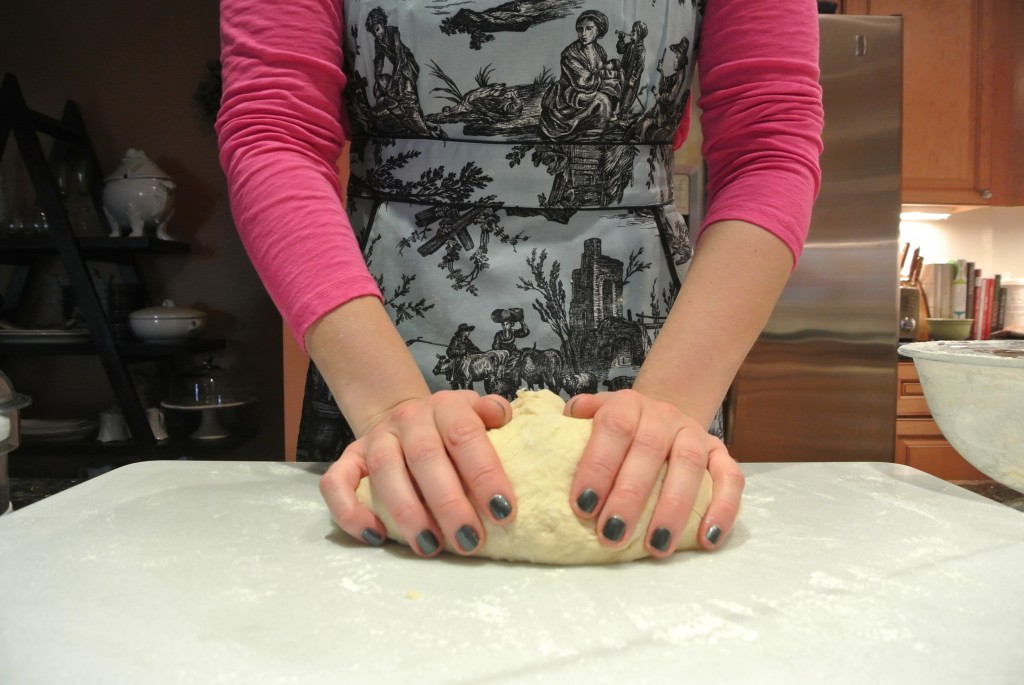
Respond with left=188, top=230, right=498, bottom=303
left=683, top=0, right=825, bottom=265
left=216, top=0, right=382, bottom=352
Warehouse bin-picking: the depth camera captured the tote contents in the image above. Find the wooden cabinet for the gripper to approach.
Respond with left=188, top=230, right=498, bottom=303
left=843, top=1, right=1021, bottom=206
left=896, top=360, right=988, bottom=480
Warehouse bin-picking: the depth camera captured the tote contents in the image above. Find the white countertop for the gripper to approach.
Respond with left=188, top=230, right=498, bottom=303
left=1, top=460, right=1023, bottom=684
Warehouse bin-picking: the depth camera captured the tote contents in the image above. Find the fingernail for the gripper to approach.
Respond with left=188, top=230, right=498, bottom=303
left=361, top=528, right=384, bottom=547
left=650, top=527, right=672, bottom=552
left=565, top=397, right=578, bottom=417
left=416, top=530, right=439, bottom=555
left=706, top=525, right=722, bottom=546
left=455, top=525, right=479, bottom=552
left=576, top=488, right=599, bottom=514
left=489, top=494, right=513, bottom=520
left=489, top=397, right=510, bottom=421
left=602, top=515, right=626, bottom=542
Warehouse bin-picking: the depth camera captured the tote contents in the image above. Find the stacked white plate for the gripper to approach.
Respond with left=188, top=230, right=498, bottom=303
left=21, top=418, right=98, bottom=442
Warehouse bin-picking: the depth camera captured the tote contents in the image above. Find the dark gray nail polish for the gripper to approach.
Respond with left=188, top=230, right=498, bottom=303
left=650, top=527, right=672, bottom=552
left=416, top=530, right=439, bottom=555
left=361, top=528, right=384, bottom=547
left=706, top=525, right=722, bottom=545
left=489, top=494, right=513, bottom=520
left=455, top=525, right=479, bottom=552
left=602, top=515, right=627, bottom=542
left=577, top=488, right=599, bottom=514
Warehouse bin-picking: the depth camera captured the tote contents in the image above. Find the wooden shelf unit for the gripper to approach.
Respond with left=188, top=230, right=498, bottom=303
left=0, top=73, right=226, bottom=460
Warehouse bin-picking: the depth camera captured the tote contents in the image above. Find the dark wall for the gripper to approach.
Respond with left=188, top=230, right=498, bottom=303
left=0, top=1, right=285, bottom=460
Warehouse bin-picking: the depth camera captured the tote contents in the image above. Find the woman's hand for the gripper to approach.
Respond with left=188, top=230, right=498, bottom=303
left=565, top=389, right=744, bottom=557
left=319, top=390, right=515, bottom=557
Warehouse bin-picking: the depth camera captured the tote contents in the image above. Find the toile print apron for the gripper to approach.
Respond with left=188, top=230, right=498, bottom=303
left=297, top=0, right=724, bottom=460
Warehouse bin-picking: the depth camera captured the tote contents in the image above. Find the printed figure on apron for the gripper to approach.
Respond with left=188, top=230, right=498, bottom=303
left=296, top=1, right=714, bottom=460
left=615, top=21, right=647, bottom=121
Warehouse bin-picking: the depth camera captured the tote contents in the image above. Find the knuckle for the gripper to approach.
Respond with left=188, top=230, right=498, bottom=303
left=610, top=479, right=649, bottom=509
left=585, top=456, right=621, bottom=485
left=331, top=497, right=359, bottom=523
left=318, top=469, right=342, bottom=496
left=428, top=490, right=468, bottom=521
left=387, top=498, right=424, bottom=528
left=598, top=411, right=636, bottom=440
left=721, top=468, right=746, bottom=493
left=713, top=497, right=742, bottom=522
left=658, top=489, right=696, bottom=514
left=631, top=429, right=669, bottom=458
left=461, top=461, right=503, bottom=494
left=365, top=445, right=399, bottom=475
left=671, top=445, right=709, bottom=472
left=403, top=440, right=447, bottom=468
left=444, top=419, right=484, bottom=449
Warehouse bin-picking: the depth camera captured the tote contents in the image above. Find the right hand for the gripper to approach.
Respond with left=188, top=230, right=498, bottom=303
left=319, top=390, right=515, bottom=557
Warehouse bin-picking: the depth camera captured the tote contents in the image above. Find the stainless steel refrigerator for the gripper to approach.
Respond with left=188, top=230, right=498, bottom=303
left=725, top=15, right=902, bottom=462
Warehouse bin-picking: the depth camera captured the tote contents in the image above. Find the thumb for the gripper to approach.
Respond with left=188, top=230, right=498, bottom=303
left=474, top=394, right=513, bottom=429
left=564, top=392, right=605, bottom=419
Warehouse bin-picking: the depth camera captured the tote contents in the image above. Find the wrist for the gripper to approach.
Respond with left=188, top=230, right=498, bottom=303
left=305, top=296, right=431, bottom=436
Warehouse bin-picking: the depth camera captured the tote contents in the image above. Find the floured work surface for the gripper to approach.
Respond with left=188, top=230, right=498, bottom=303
left=1, top=460, right=1023, bottom=684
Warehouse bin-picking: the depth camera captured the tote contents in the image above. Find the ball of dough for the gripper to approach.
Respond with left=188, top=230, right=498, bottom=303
left=355, top=389, right=713, bottom=564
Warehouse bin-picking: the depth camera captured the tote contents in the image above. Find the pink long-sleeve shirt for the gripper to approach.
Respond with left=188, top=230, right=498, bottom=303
left=217, top=0, right=824, bottom=351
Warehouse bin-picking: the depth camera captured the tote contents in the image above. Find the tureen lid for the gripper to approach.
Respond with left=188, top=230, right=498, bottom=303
left=104, top=149, right=172, bottom=181
left=129, top=299, right=206, bottom=321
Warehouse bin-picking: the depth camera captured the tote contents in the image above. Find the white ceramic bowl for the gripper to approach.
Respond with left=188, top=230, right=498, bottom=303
left=129, top=300, right=207, bottom=341
left=898, top=340, right=1024, bottom=491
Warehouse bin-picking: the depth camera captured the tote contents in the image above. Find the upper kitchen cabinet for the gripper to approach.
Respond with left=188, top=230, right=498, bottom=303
left=843, top=0, right=1022, bottom=206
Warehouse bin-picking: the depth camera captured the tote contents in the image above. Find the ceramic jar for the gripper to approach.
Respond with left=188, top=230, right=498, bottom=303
left=102, top=149, right=176, bottom=239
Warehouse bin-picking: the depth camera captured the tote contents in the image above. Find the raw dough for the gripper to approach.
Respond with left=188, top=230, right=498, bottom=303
left=356, top=389, right=713, bottom=564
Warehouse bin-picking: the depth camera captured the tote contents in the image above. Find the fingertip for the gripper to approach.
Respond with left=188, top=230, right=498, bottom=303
left=564, top=393, right=599, bottom=418
left=361, top=527, right=386, bottom=547
left=476, top=394, right=512, bottom=428
left=701, top=523, right=725, bottom=550
left=414, top=528, right=442, bottom=557
left=488, top=493, right=516, bottom=525
left=644, top=525, right=673, bottom=558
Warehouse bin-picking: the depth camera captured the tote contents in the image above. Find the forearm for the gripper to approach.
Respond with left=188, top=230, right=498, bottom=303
left=305, top=296, right=430, bottom=436
left=633, top=220, right=793, bottom=427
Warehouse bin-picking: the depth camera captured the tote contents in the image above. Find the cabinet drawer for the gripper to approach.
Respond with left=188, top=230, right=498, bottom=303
left=895, top=436, right=989, bottom=481
left=895, top=418, right=988, bottom=480
left=897, top=361, right=931, bottom=417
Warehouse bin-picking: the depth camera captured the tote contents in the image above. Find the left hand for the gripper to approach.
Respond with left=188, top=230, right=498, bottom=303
left=565, top=389, right=744, bottom=557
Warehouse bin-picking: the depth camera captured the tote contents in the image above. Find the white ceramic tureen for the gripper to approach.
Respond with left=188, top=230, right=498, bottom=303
left=102, top=149, right=176, bottom=239
left=128, top=300, right=207, bottom=341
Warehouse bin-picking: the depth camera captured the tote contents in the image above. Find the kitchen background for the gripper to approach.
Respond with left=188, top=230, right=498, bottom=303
left=0, top=1, right=284, bottom=464
left=1, top=1, right=1021, bottom=471
left=900, top=207, right=1024, bottom=280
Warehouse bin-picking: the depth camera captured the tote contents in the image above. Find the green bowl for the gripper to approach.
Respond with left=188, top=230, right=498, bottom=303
left=927, top=318, right=973, bottom=341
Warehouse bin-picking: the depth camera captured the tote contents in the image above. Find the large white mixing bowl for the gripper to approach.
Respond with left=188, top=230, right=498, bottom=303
left=899, top=340, right=1024, bottom=492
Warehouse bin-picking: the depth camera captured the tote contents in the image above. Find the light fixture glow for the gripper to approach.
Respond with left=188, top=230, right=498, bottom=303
left=899, top=211, right=951, bottom=221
